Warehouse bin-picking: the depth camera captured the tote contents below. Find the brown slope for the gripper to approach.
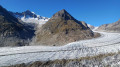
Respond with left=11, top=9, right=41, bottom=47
left=97, top=19, right=120, bottom=32
left=34, top=9, right=98, bottom=46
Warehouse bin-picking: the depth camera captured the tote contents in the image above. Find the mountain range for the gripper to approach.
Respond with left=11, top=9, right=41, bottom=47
left=2, top=4, right=120, bottom=47
left=3, top=5, right=118, bottom=47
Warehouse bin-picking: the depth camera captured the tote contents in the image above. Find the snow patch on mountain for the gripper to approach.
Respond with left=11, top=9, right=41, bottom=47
left=21, top=17, right=48, bottom=25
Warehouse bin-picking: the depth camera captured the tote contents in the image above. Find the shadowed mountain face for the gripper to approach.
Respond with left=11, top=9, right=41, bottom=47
left=97, top=19, right=120, bottom=32
left=0, top=5, right=35, bottom=47
left=34, top=9, right=98, bottom=46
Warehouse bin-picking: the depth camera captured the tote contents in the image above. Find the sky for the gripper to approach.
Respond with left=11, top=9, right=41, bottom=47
left=0, top=0, right=120, bottom=26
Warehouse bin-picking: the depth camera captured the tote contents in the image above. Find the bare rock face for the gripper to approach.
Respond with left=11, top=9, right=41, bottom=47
left=34, top=9, right=97, bottom=46
left=97, top=19, right=120, bottom=32
left=0, top=5, right=35, bottom=47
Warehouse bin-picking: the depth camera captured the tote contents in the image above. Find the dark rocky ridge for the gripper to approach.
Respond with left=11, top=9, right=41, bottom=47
left=0, top=5, right=35, bottom=46
left=97, top=19, right=120, bottom=32
left=34, top=9, right=99, bottom=46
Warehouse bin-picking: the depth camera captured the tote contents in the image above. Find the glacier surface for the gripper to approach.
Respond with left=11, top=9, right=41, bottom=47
left=0, top=32, right=120, bottom=66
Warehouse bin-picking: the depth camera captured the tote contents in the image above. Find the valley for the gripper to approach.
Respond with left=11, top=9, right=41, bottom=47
left=0, top=1, right=120, bottom=66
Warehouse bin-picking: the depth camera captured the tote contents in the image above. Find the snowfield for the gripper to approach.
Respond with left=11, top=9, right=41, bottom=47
left=0, top=31, right=120, bottom=66
left=21, top=17, right=49, bottom=25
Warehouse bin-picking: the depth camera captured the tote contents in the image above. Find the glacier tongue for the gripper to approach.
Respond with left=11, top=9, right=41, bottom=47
left=0, top=31, right=120, bottom=66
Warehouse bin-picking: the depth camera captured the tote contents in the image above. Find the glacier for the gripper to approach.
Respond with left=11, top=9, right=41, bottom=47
left=0, top=31, right=120, bottom=66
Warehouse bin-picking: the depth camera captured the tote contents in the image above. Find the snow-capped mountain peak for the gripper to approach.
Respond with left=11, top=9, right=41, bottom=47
left=10, top=10, right=49, bottom=25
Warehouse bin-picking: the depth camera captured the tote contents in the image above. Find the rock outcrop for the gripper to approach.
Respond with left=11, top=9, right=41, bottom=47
left=33, top=9, right=99, bottom=46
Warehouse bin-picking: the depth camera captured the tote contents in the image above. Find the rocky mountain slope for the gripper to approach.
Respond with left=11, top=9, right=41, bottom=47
left=97, top=19, right=120, bottom=32
left=33, top=9, right=99, bottom=46
left=0, top=5, right=34, bottom=47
